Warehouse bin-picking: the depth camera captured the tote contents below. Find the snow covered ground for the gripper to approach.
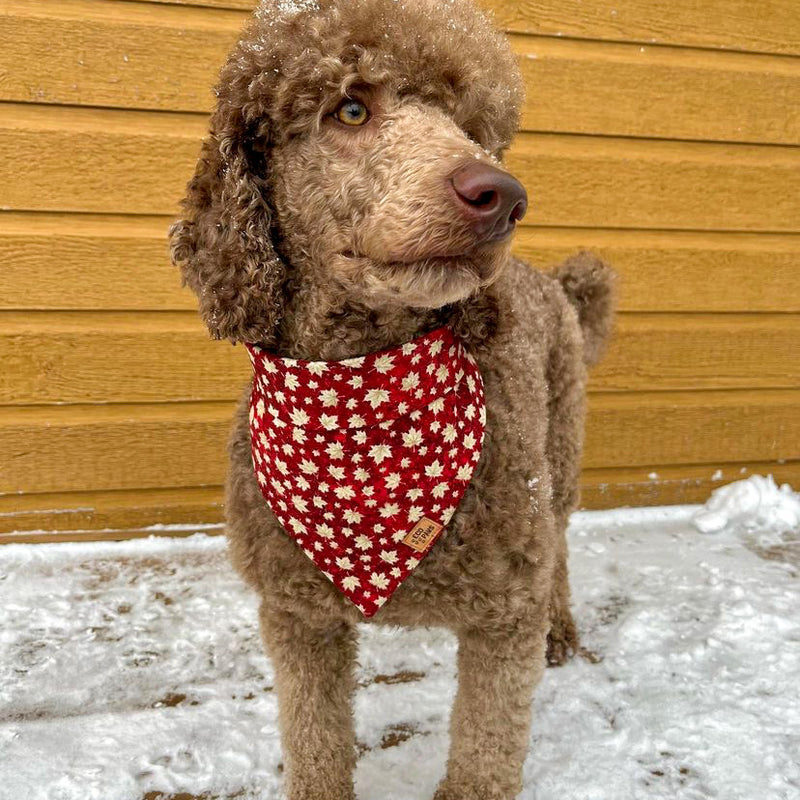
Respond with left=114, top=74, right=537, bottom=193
left=1, top=477, right=798, bottom=800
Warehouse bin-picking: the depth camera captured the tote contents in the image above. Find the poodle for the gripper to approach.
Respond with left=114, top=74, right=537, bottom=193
left=170, top=0, right=615, bottom=797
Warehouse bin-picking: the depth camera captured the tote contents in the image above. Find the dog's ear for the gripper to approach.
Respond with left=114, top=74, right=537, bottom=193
left=170, top=84, right=286, bottom=344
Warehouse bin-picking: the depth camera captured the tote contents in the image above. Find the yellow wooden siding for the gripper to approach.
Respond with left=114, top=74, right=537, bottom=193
left=1, top=0, right=799, bottom=540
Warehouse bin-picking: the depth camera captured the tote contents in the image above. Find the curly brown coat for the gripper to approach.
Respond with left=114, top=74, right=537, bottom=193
left=171, top=0, right=616, bottom=797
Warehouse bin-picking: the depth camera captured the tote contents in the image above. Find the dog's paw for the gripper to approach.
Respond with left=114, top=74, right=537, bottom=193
left=545, top=611, right=579, bottom=667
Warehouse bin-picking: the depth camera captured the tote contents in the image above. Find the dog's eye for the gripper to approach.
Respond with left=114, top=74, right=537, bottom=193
left=335, top=99, right=370, bottom=126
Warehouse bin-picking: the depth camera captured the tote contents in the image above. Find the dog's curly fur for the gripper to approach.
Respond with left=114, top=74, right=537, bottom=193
left=171, top=0, right=615, bottom=797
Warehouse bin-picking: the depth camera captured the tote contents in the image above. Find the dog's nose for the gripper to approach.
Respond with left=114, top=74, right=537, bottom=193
left=450, top=162, right=528, bottom=242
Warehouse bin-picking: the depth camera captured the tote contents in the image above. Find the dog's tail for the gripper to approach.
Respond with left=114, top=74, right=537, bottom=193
left=552, top=251, right=617, bottom=368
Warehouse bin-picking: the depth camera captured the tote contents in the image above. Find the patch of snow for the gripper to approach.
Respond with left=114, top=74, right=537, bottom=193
left=693, top=475, right=800, bottom=539
left=0, top=485, right=798, bottom=799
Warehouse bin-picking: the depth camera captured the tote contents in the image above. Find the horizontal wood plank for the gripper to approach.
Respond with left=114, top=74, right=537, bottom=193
left=513, top=228, right=800, bottom=313
left=119, top=0, right=800, bottom=56
left=0, top=486, right=224, bottom=537
left=514, top=36, right=800, bottom=144
left=2, top=311, right=799, bottom=405
left=1, top=392, right=797, bottom=495
left=585, top=389, right=800, bottom=470
left=3, top=214, right=798, bottom=313
left=4, top=1, right=799, bottom=144
left=0, top=213, right=192, bottom=310
left=581, top=460, right=800, bottom=510
left=2, top=105, right=798, bottom=231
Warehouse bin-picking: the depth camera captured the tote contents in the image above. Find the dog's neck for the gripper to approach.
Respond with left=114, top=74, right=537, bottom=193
left=274, top=280, right=444, bottom=361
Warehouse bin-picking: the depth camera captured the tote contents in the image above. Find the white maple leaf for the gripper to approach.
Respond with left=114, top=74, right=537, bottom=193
left=299, top=459, right=318, bottom=474
left=365, top=388, right=389, bottom=408
left=379, top=549, right=398, bottom=564
left=370, top=572, right=389, bottom=590
left=380, top=503, right=400, bottom=518
left=373, top=354, right=395, bottom=374
left=369, top=444, right=392, bottom=464
left=425, top=460, right=444, bottom=478
left=319, top=388, right=339, bottom=407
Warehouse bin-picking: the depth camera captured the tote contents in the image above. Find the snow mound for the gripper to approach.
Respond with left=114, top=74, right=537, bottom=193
left=692, top=475, right=800, bottom=538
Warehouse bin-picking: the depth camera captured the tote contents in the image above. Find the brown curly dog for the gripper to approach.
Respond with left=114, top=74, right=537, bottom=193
left=171, top=0, right=615, bottom=797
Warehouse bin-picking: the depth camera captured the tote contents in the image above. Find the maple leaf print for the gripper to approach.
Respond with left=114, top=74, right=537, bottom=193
left=369, top=444, right=392, bottom=464
left=370, top=572, right=389, bottom=590
left=262, top=358, right=277, bottom=373
left=354, top=467, right=370, bottom=482
left=465, top=404, right=476, bottom=420
left=255, top=398, right=265, bottom=417
left=288, top=517, right=307, bottom=534
left=355, top=534, right=372, bottom=551
left=430, top=420, right=441, bottom=433
left=365, top=388, right=389, bottom=408
left=429, top=339, right=444, bottom=356
left=270, top=478, right=285, bottom=495
left=296, top=476, right=311, bottom=492
left=336, top=556, right=354, bottom=571
left=442, top=506, right=456, bottom=524
left=316, top=522, right=335, bottom=539
left=307, top=361, right=328, bottom=376
left=328, top=465, right=346, bottom=481
left=397, top=402, right=408, bottom=414
left=406, top=557, right=420, bottom=569
left=442, top=423, right=457, bottom=443
left=274, top=391, right=286, bottom=403
left=373, top=354, right=395, bottom=374
left=401, top=341, right=417, bottom=355
left=343, top=509, right=363, bottom=524
left=320, top=414, right=339, bottom=431
left=431, top=482, right=448, bottom=499
left=319, top=388, right=339, bottom=407
left=318, top=482, right=329, bottom=493
left=342, top=356, right=365, bottom=368
left=281, top=443, right=295, bottom=456
left=348, top=375, right=364, bottom=389
left=353, top=430, right=368, bottom=445
left=326, top=441, right=345, bottom=459
left=456, top=465, right=472, bottom=481
left=429, top=397, right=445, bottom=414
left=342, top=575, right=360, bottom=591
left=466, top=375, right=476, bottom=392
left=363, top=486, right=374, bottom=496
left=463, top=432, right=477, bottom=449
left=380, top=503, right=400, bottom=518
left=408, top=506, right=424, bottom=522
left=379, top=549, right=398, bottom=564
left=275, top=458, right=289, bottom=475
left=334, top=486, right=356, bottom=500
left=285, top=373, right=300, bottom=391
left=292, top=495, right=309, bottom=513
left=268, top=405, right=280, bottom=418
left=406, top=487, right=423, bottom=500
left=402, top=428, right=423, bottom=448
left=401, top=372, right=420, bottom=391
left=480, top=406, right=487, bottom=425
left=348, top=414, right=366, bottom=428
left=425, top=460, right=444, bottom=478
left=385, top=473, right=401, bottom=490
left=390, top=567, right=402, bottom=578
left=436, top=364, right=449, bottom=382
left=257, top=471, right=267, bottom=486
left=292, top=427, right=307, bottom=444
left=299, top=459, right=318, bottom=474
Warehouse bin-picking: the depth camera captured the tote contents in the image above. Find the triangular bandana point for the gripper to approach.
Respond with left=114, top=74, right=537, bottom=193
left=245, top=326, right=485, bottom=617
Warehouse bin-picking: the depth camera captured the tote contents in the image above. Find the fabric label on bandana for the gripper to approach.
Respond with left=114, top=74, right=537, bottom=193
left=245, top=326, right=485, bottom=617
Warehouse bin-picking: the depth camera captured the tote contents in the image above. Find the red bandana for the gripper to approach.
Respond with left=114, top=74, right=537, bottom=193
left=245, top=326, right=486, bottom=617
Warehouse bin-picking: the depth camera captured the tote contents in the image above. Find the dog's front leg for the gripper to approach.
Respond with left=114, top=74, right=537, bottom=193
left=434, top=623, right=547, bottom=800
left=260, top=605, right=357, bottom=800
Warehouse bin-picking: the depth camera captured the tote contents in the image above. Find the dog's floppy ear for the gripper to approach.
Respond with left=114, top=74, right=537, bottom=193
left=170, top=75, right=286, bottom=345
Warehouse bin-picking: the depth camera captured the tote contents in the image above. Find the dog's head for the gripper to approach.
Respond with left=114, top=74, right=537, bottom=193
left=170, top=0, right=525, bottom=343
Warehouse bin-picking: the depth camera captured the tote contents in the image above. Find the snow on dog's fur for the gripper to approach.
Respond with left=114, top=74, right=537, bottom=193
left=171, top=0, right=615, bottom=797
